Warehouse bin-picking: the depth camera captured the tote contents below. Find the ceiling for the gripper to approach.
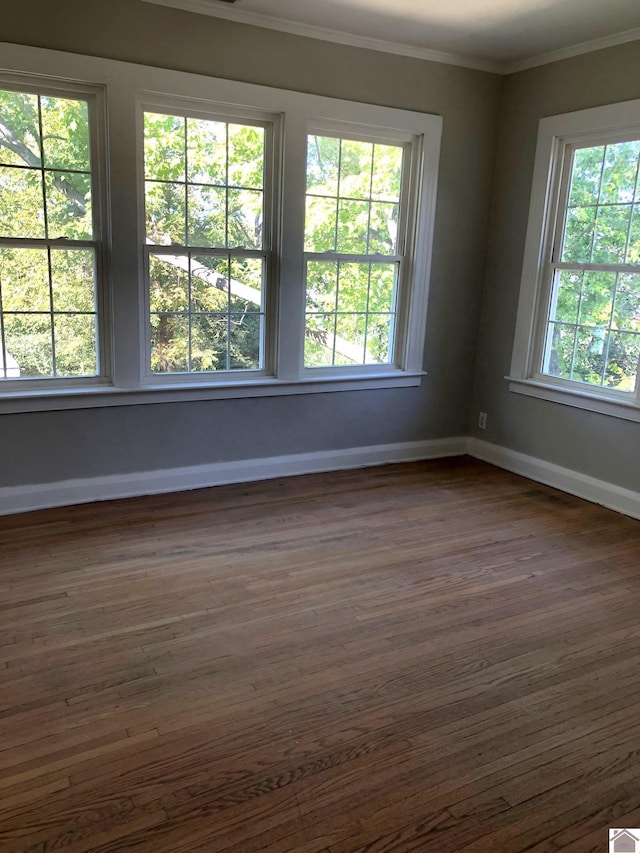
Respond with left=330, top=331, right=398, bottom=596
left=143, top=0, right=640, bottom=73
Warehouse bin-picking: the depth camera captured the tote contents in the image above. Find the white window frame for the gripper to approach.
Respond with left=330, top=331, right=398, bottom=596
left=0, top=71, right=110, bottom=391
left=0, top=43, right=442, bottom=414
left=509, top=98, right=640, bottom=424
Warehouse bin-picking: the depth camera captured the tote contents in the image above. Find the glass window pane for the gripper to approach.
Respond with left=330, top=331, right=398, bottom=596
left=41, top=96, right=90, bottom=172
left=613, top=274, right=640, bottom=332
left=605, top=331, right=640, bottom=390
left=229, top=313, right=261, bottom=369
left=307, top=135, right=339, bottom=197
left=150, top=314, right=188, bottom=373
left=337, top=263, right=370, bottom=314
left=549, top=270, right=582, bottom=326
left=365, top=314, right=394, bottom=364
left=190, top=314, right=228, bottom=372
left=305, top=197, right=336, bottom=252
left=3, top=313, right=52, bottom=378
left=591, top=204, right=632, bottom=263
left=228, top=124, right=264, bottom=190
left=51, top=249, right=95, bottom=313
left=368, top=264, right=397, bottom=314
left=146, top=181, right=186, bottom=245
left=0, top=247, right=50, bottom=312
left=339, top=139, right=373, bottom=199
left=544, top=323, right=575, bottom=379
left=227, top=189, right=263, bottom=249
left=149, top=253, right=189, bottom=313
left=369, top=202, right=399, bottom=254
left=0, top=346, right=20, bottom=378
left=599, top=141, right=640, bottom=205
left=190, top=255, right=229, bottom=313
left=229, top=257, right=263, bottom=312
left=568, top=146, right=605, bottom=208
left=337, top=199, right=368, bottom=253
left=572, top=326, right=606, bottom=385
left=625, top=204, right=640, bottom=262
left=306, top=261, right=338, bottom=312
left=144, top=113, right=185, bottom=182
left=187, top=185, right=225, bottom=248
left=561, top=206, right=596, bottom=262
left=45, top=171, right=92, bottom=240
left=54, top=314, right=97, bottom=377
left=578, top=272, right=616, bottom=327
left=0, top=90, right=41, bottom=167
left=335, top=313, right=366, bottom=364
left=372, top=144, right=403, bottom=203
left=0, top=166, right=45, bottom=238
left=187, top=118, right=226, bottom=186
left=305, top=313, right=335, bottom=367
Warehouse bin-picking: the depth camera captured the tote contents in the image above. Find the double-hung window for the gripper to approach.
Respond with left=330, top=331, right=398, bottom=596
left=303, top=131, right=408, bottom=368
left=511, top=99, right=640, bottom=420
left=0, top=79, right=106, bottom=386
left=142, top=105, right=274, bottom=376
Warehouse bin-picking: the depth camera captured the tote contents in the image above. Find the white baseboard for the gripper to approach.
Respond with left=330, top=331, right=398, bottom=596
left=3, top=435, right=639, bottom=521
left=468, top=437, right=640, bottom=521
left=0, top=436, right=468, bottom=517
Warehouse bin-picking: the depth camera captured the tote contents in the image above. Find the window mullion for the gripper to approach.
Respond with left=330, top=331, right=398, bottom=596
left=553, top=261, right=640, bottom=273
left=305, top=251, right=402, bottom=264
left=277, top=115, right=307, bottom=381
left=111, top=83, right=146, bottom=388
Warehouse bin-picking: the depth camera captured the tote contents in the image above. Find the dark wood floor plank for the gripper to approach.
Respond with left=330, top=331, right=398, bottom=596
left=1, top=458, right=639, bottom=852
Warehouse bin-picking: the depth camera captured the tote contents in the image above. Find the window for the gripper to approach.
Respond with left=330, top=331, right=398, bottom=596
left=0, top=81, right=105, bottom=385
left=143, top=109, right=271, bottom=375
left=304, top=133, right=405, bottom=368
left=0, top=45, right=442, bottom=412
left=511, top=99, right=640, bottom=422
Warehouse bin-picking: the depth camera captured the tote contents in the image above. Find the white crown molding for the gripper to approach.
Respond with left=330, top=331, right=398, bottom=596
left=505, top=26, right=640, bottom=74
left=0, top=437, right=467, bottom=516
left=140, top=0, right=503, bottom=74
left=142, top=0, right=640, bottom=78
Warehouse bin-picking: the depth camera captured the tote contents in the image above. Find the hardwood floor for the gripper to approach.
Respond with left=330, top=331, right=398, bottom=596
left=1, top=457, right=640, bottom=852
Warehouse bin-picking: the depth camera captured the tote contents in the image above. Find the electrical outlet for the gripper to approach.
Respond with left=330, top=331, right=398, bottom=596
left=478, top=412, right=487, bottom=430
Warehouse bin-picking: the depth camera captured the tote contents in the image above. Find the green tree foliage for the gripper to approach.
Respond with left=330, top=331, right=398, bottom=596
left=548, top=142, right=640, bottom=390
left=0, top=89, right=95, bottom=379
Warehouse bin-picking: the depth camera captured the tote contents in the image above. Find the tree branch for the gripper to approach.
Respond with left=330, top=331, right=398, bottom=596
left=0, top=118, right=87, bottom=218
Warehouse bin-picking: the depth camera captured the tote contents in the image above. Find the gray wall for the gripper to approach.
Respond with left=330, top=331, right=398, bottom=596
left=0, top=0, right=502, bottom=487
left=472, top=42, right=640, bottom=493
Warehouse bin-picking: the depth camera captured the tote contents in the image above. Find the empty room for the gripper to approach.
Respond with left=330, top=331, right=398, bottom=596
left=1, top=1, right=640, bottom=851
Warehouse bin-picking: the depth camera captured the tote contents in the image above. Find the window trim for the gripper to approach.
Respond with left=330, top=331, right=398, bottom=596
left=0, top=42, right=442, bottom=414
left=509, top=97, right=640, bottom=420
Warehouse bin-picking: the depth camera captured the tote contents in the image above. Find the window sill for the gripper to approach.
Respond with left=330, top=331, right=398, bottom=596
left=507, top=376, right=640, bottom=424
left=0, top=370, right=424, bottom=414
